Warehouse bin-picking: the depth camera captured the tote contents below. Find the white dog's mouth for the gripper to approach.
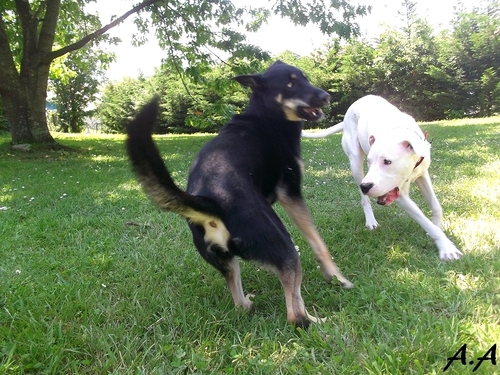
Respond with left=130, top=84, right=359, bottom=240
left=298, top=106, right=324, bottom=122
left=377, top=187, right=400, bottom=206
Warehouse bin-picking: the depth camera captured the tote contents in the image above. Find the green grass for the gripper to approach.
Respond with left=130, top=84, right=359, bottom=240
left=0, top=117, right=499, bottom=374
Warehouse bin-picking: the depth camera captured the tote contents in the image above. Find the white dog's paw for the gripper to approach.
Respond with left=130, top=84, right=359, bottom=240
left=438, top=241, right=463, bottom=261
left=365, top=220, right=379, bottom=230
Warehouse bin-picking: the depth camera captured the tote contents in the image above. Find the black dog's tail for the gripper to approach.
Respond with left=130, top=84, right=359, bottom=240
left=126, top=98, right=223, bottom=224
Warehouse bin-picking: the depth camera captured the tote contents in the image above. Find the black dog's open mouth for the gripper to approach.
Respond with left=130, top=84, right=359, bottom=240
left=298, top=107, right=324, bottom=122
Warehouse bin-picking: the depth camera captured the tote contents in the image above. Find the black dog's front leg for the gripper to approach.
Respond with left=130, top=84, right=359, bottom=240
left=277, top=190, right=353, bottom=289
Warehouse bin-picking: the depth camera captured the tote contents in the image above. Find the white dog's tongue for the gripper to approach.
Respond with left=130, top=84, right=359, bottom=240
left=377, top=187, right=400, bottom=205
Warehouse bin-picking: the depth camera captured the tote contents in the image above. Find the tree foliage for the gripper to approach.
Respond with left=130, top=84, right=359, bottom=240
left=0, top=0, right=368, bottom=146
left=93, top=0, right=499, bottom=133
left=0, top=0, right=151, bottom=145
left=448, top=9, right=500, bottom=116
left=332, top=0, right=500, bottom=122
left=49, top=44, right=114, bottom=133
left=96, top=62, right=253, bottom=134
left=2, top=1, right=498, bottom=139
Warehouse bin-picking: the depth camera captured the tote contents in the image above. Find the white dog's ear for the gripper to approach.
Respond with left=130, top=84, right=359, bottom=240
left=402, top=139, right=431, bottom=159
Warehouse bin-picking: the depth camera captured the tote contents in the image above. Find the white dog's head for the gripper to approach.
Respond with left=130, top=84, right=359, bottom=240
left=360, top=125, right=431, bottom=206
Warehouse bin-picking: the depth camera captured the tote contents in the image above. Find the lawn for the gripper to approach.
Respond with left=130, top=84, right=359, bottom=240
left=0, top=116, right=499, bottom=374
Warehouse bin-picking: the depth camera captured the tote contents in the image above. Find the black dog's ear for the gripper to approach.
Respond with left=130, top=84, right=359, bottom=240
left=270, top=60, right=285, bottom=66
left=233, top=74, right=266, bottom=90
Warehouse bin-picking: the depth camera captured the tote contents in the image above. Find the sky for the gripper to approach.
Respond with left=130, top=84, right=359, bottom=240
left=87, top=0, right=479, bottom=81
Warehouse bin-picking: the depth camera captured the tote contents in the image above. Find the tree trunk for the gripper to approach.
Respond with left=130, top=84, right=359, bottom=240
left=0, top=15, right=33, bottom=143
left=1, top=85, right=34, bottom=143
left=24, top=64, right=56, bottom=144
left=0, top=0, right=164, bottom=147
left=6, top=64, right=56, bottom=145
left=0, top=0, right=58, bottom=146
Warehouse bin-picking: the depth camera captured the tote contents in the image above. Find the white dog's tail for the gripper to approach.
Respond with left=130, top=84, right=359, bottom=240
left=301, top=121, right=344, bottom=138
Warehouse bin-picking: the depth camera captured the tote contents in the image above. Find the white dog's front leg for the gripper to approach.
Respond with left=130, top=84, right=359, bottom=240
left=396, top=195, right=462, bottom=260
left=361, top=194, right=378, bottom=229
left=415, top=171, right=443, bottom=228
left=346, top=147, right=378, bottom=229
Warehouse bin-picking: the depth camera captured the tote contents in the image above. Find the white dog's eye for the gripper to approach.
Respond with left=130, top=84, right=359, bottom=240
left=384, top=159, right=392, bottom=165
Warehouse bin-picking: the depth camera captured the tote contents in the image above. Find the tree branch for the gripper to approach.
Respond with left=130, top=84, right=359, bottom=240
left=38, top=0, right=61, bottom=59
left=44, top=0, right=163, bottom=63
left=13, top=0, right=33, bottom=28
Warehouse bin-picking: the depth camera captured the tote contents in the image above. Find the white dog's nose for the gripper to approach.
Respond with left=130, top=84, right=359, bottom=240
left=360, top=183, right=374, bottom=194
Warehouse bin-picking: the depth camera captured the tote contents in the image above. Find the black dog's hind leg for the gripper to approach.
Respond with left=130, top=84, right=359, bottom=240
left=276, top=255, right=327, bottom=329
left=190, top=225, right=254, bottom=310
left=278, top=259, right=310, bottom=329
left=225, top=257, right=254, bottom=310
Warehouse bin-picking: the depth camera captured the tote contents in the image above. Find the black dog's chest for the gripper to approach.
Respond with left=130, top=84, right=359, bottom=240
left=228, top=124, right=301, bottom=193
left=187, top=121, right=302, bottom=205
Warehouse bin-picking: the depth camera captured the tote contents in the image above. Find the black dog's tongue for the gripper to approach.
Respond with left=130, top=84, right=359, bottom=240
left=299, top=107, right=323, bottom=122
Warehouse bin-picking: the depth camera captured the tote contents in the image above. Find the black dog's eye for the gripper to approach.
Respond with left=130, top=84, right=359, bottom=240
left=287, top=74, right=298, bottom=88
left=384, top=159, right=392, bottom=165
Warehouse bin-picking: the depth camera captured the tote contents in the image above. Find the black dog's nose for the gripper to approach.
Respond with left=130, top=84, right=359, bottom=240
left=319, top=91, right=330, bottom=105
left=360, top=183, right=374, bottom=194
left=310, top=91, right=330, bottom=109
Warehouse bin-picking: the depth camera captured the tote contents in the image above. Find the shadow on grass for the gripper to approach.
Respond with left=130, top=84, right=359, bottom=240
left=423, top=122, right=499, bottom=172
left=1, top=133, right=213, bottom=163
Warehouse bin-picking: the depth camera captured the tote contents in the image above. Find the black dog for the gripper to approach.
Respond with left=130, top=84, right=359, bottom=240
left=126, top=61, right=352, bottom=328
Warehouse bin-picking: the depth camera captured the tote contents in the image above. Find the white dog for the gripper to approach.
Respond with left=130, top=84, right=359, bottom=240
left=302, top=95, right=462, bottom=261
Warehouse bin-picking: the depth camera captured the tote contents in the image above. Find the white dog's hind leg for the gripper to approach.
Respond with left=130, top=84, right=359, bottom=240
left=396, top=195, right=462, bottom=260
left=415, top=171, right=443, bottom=228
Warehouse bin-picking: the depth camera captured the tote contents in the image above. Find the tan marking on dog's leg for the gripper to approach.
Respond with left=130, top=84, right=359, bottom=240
left=278, top=194, right=353, bottom=288
left=278, top=263, right=309, bottom=327
left=277, top=262, right=325, bottom=328
left=225, top=257, right=253, bottom=310
left=296, top=157, right=305, bottom=176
